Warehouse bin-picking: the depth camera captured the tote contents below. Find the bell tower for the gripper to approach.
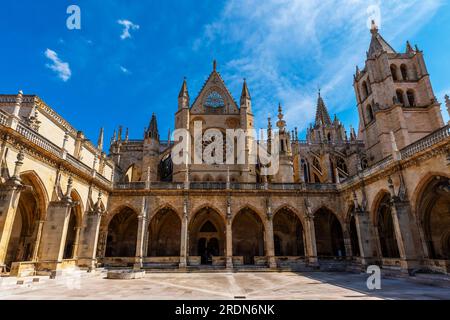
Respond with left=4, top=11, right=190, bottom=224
left=354, top=21, right=444, bottom=164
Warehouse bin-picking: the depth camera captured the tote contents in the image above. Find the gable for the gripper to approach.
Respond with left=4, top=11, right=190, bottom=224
left=190, top=71, right=239, bottom=115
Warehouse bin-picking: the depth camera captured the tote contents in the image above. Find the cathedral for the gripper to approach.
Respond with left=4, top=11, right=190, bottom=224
left=0, top=22, right=449, bottom=278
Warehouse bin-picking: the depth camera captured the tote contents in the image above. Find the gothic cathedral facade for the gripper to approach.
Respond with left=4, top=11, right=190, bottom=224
left=0, top=24, right=449, bottom=277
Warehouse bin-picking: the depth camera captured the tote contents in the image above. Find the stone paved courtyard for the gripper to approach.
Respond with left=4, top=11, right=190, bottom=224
left=1, top=272, right=449, bottom=300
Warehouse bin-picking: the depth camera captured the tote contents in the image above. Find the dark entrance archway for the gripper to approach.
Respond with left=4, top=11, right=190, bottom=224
left=189, top=208, right=225, bottom=265
left=376, top=194, right=400, bottom=258
left=314, top=208, right=346, bottom=258
left=273, top=208, right=305, bottom=256
left=148, top=208, right=181, bottom=257
left=5, top=173, right=46, bottom=267
left=232, top=208, right=265, bottom=265
left=417, top=177, right=450, bottom=259
left=105, top=207, right=138, bottom=257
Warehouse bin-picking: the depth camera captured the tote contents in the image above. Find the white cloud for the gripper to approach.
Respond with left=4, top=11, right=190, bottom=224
left=120, top=66, right=131, bottom=74
left=44, top=49, right=71, bottom=82
left=193, top=0, right=442, bottom=132
left=118, top=19, right=140, bottom=40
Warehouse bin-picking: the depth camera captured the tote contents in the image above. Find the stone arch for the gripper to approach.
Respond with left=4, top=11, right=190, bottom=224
left=373, top=192, right=400, bottom=258
left=148, top=207, right=181, bottom=257
left=189, top=207, right=225, bottom=264
left=104, top=206, right=139, bottom=257
left=102, top=204, right=141, bottom=228
left=150, top=203, right=182, bottom=221
left=19, top=170, right=49, bottom=220
left=370, top=189, right=391, bottom=226
left=345, top=203, right=361, bottom=257
left=313, top=207, right=346, bottom=258
left=4, top=171, right=49, bottom=266
left=233, top=204, right=265, bottom=225
left=414, top=175, right=450, bottom=259
left=62, top=189, right=84, bottom=259
left=410, top=172, right=450, bottom=215
left=190, top=204, right=225, bottom=224
left=273, top=207, right=305, bottom=256
left=232, top=207, right=265, bottom=265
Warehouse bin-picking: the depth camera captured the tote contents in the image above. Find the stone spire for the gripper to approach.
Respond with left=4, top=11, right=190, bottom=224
left=367, top=20, right=396, bottom=58
left=276, top=103, right=286, bottom=132
left=118, top=126, right=123, bottom=142
left=97, top=128, right=104, bottom=151
left=178, top=77, right=190, bottom=110
left=125, top=128, right=129, bottom=142
left=445, top=94, right=450, bottom=120
left=12, top=90, right=23, bottom=118
left=240, top=78, right=251, bottom=103
left=240, top=78, right=252, bottom=113
left=213, top=59, right=217, bottom=72
left=147, top=113, right=160, bottom=141
left=406, top=41, right=414, bottom=54
left=315, top=90, right=332, bottom=127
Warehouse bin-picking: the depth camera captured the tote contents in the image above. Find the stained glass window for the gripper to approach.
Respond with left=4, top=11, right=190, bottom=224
left=205, top=91, right=225, bottom=108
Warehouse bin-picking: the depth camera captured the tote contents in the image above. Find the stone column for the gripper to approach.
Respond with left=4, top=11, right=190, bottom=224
left=388, top=177, right=420, bottom=272
left=0, top=152, right=25, bottom=271
left=304, top=214, right=318, bottom=267
left=226, top=222, right=233, bottom=270
left=134, top=197, right=148, bottom=269
left=77, top=199, right=104, bottom=269
left=31, top=220, right=45, bottom=262
left=225, top=197, right=233, bottom=269
left=38, top=199, right=74, bottom=273
left=38, top=177, right=76, bottom=274
left=264, top=208, right=277, bottom=269
left=179, top=198, right=188, bottom=268
left=390, top=200, right=419, bottom=272
left=72, top=227, right=82, bottom=259
left=354, top=211, right=378, bottom=267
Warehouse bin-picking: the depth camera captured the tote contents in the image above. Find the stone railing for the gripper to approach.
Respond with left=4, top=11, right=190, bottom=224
left=400, top=124, right=450, bottom=159
left=113, top=181, right=338, bottom=192
left=16, top=123, right=61, bottom=157
left=0, top=112, right=112, bottom=187
left=0, top=110, right=8, bottom=126
left=341, top=124, right=450, bottom=187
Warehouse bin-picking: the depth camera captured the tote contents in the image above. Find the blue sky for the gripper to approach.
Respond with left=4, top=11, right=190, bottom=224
left=1, top=0, right=450, bottom=145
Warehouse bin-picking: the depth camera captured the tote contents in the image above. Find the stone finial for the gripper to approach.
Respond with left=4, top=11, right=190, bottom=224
left=13, top=90, right=24, bottom=117
left=370, top=19, right=379, bottom=34
left=118, top=126, right=123, bottom=142
left=213, top=60, right=217, bottom=72
left=125, top=128, right=129, bottom=142
left=65, top=176, right=73, bottom=199
left=390, top=131, right=401, bottom=161
left=445, top=95, right=450, bottom=119
left=12, top=149, right=25, bottom=181
left=276, top=103, right=286, bottom=131
left=97, top=128, right=104, bottom=151
left=406, top=41, right=414, bottom=54
left=388, top=176, right=395, bottom=199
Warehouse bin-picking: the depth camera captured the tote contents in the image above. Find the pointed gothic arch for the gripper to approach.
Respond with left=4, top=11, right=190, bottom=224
left=148, top=207, right=181, bottom=257
left=273, top=207, right=305, bottom=256
left=374, top=193, right=400, bottom=258
left=415, top=175, right=450, bottom=259
left=314, top=207, right=346, bottom=258
left=4, top=171, right=49, bottom=266
left=189, top=207, right=225, bottom=264
left=104, top=206, right=138, bottom=257
left=232, top=207, right=265, bottom=265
